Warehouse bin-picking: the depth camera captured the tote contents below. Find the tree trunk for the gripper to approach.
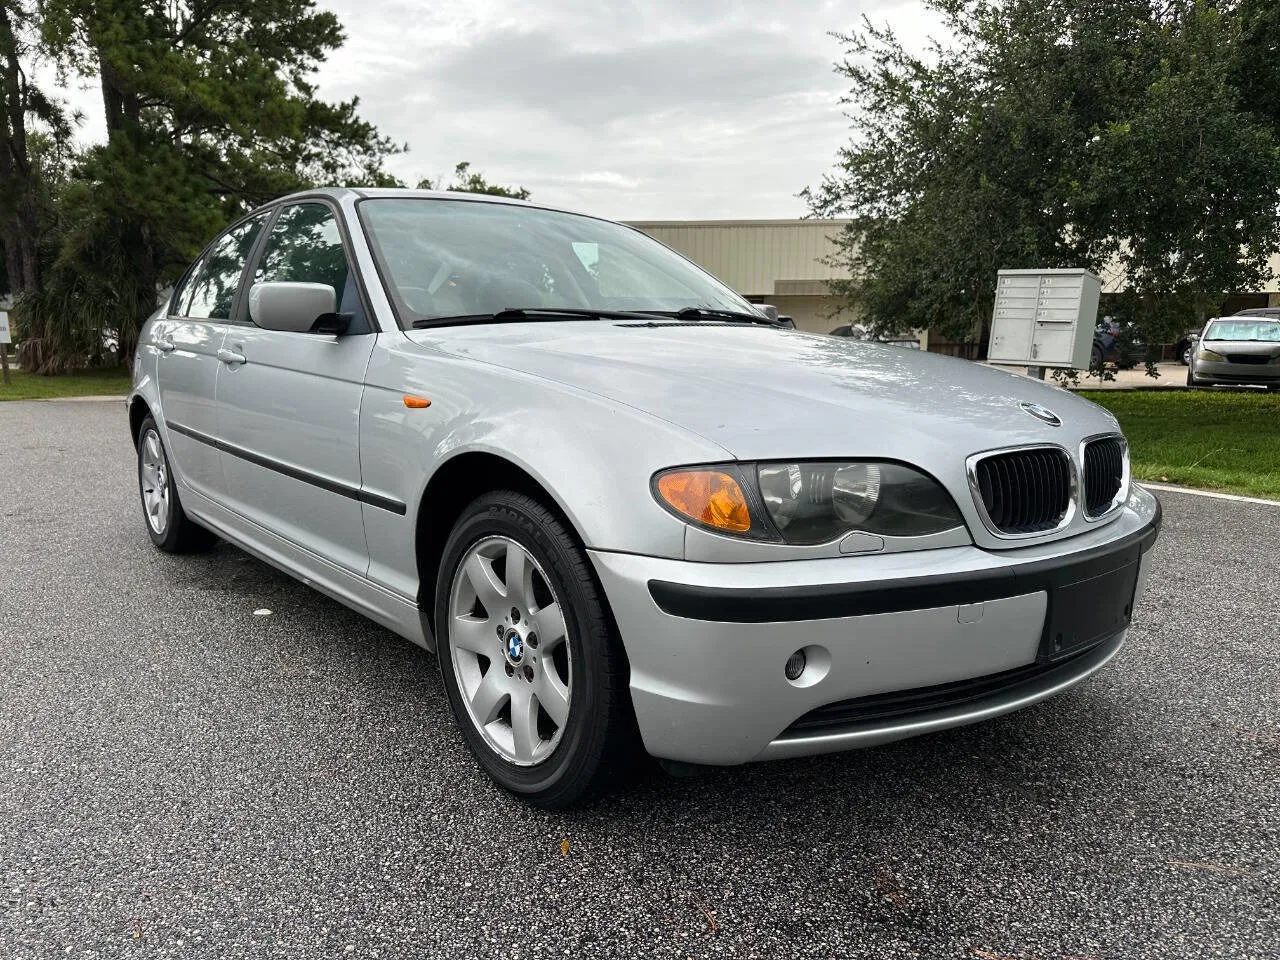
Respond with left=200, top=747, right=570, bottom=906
left=0, top=0, right=44, bottom=372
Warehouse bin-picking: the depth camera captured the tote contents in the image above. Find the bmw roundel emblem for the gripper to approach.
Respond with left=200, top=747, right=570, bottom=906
left=1018, top=401, right=1062, bottom=427
left=505, top=630, right=525, bottom=663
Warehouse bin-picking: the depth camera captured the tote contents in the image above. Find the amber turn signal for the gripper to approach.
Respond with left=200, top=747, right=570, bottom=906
left=403, top=395, right=432, bottom=408
left=656, top=470, right=752, bottom=533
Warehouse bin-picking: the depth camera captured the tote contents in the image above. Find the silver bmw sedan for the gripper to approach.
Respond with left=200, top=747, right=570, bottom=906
left=128, top=188, right=1161, bottom=807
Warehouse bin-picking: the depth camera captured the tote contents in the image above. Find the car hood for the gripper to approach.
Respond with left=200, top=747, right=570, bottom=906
left=1201, top=339, right=1280, bottom=357
left=407, top=322, right=1119, bottom=463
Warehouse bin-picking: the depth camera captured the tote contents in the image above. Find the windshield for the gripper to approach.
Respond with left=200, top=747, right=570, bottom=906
left=1204, top=318, right=1280, bottom=341
left=358, top=198, right=754, bottom=323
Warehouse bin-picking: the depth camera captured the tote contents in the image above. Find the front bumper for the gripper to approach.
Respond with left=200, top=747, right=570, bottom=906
left=1193, top=358, right=1280, bottom=385
left=591, top=486, right=1161, bottom=765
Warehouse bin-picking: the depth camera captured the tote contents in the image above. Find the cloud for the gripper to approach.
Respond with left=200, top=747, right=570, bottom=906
left=42, top=0, right=945, bottom=219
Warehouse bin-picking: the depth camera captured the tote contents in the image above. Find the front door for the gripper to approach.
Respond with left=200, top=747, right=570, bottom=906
left=215, top=201, right=376, bottom=576
left=156, top=213, right=268, bottom=503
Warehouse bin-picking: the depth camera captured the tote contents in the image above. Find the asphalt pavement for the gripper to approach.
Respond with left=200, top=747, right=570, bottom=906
left=1, top=400, right=1276, bottom=959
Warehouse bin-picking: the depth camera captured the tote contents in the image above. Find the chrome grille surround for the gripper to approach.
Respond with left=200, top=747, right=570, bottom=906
left=966, top=443, right=1078, bottom=540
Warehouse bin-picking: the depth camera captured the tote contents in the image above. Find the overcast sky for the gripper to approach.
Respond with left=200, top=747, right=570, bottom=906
left=52, top=0, right=940, bottom=221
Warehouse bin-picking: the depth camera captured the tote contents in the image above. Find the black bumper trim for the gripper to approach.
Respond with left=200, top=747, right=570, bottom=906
left=648, top=499, right=1160, bottom=624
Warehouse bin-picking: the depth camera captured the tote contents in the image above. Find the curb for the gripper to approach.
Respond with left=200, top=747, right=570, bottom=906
left=0, top=394, right=128, bottom=403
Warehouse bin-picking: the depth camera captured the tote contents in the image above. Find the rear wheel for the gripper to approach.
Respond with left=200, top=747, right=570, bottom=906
left=1090, top=343, right=1104, bottom=371
left=136, top=416, right=216, bottom=553
left=434, top=490, right=636, bottom=807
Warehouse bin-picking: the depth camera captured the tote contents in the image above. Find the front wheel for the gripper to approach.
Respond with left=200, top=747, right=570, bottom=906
left=434, top=490, right=636, bottom=807
left=136, top=416, right=216, bottom=553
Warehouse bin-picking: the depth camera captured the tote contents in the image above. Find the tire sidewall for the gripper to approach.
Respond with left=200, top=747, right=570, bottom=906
left=433, top=494, right=612, bottom=799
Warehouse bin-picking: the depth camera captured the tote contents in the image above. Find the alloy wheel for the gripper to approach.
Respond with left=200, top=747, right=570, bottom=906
left=139, top=428, right=171, bottom=536
left=447, top=536, right=572, bottom=766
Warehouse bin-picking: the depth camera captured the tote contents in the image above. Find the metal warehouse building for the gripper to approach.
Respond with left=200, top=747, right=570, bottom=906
left=632, top=219, right=1280, bottom=354
left=629, top=219, right=859, bottom=336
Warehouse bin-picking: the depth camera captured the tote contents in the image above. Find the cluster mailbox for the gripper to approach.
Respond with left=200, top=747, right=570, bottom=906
left=987, top=269, right=1101, bottom=370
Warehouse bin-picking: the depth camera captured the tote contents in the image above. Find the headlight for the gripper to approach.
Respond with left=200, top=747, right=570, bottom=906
left=653, top=461, right=965, bottom=544
left=1199, top=348, right=1225, bottom=362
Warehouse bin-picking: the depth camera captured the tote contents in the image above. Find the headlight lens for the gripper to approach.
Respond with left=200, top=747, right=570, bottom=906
left=757, top=461, right=963, bottom=543
left=1199, top=348, right=1225, bottom=362
left=656, top=461, right=964, bottom=544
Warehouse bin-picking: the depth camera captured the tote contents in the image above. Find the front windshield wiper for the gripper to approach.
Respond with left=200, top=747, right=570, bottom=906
left=411, top=307, right=668, bottom=328
left=670, top=306, right=783, bottom=327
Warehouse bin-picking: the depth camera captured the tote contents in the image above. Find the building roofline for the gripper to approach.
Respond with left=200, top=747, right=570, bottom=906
left=627, top=218, right=853, bottom=228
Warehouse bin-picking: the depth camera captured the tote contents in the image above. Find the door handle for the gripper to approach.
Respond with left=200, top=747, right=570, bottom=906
left=155, top=337, right=175, bottom=353
left=217, top=348, right=247, bottom=365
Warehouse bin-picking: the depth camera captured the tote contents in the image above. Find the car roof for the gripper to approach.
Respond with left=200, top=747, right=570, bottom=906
left=1231, top=307, right=1280, bottom=317
left=266, top=186, right=607, bottom=224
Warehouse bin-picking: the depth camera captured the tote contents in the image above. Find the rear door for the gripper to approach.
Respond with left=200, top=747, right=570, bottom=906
left=155, top=213, right=268, bottom=503
left=214, top=200, right=377, bottom=575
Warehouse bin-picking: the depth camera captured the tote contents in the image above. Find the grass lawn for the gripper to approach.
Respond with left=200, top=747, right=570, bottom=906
left=0, top=367, right=131, bottom=401
left=1080, top=390, right=1280, bottom=500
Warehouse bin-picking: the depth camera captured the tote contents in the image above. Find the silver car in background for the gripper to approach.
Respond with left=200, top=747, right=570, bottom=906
left=1187, top=309, right=1280, bottom=390
left=128, top=188, right=1161, bottom=807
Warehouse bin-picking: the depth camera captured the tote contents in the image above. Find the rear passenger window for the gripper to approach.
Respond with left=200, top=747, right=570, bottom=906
left=183, top=214, right=268, bottom=320
left=253, top=203, right=367, bottom=332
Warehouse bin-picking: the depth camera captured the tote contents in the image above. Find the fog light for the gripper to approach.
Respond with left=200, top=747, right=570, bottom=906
left=784, top=649, right=807, bottom=681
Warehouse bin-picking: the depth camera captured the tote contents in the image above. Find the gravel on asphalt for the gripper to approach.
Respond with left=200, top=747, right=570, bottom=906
left=0, top=399, right=1276, bottom=959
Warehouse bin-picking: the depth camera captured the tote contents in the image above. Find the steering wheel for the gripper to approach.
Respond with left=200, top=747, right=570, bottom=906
left=475, top=274, right=548, bottom=313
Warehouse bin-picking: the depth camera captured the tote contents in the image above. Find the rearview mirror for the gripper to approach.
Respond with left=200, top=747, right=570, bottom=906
left=249, top=281, right=341, bottom=333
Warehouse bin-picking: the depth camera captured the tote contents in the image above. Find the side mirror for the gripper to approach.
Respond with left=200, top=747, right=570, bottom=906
left=758, top=304, right=781, bottom=323
left=249, top=281, right=348, bottom=334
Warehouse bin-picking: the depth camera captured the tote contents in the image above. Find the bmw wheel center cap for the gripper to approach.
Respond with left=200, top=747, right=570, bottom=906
left=505, top=630, right=525, bottom=664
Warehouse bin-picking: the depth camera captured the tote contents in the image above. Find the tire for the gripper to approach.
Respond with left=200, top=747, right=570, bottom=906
left=1179, top=345, right=1192, bottom=366
left=433, top=490, right=636, bottom=808
left=136, top=416, right=216, bottom=553
left=1186, top=366, right=1199, bottom=388
left=1090, top=344, right=1104, bottom=370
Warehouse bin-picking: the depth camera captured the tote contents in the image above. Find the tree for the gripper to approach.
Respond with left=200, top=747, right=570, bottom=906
left=807, top=1, right=1280, bottom=366
left=20, top=0, right=403, bottom=371
left=0, top=1, right=70, bottom=309
left=416, top=161, right=531, bottom=200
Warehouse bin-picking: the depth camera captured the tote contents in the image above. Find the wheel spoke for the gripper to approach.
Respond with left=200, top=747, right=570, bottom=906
left=145, top=432, right=161, bottom=463
left=531, top=602, right=567, bottom=652
left=504, top=542, right=537, bottom=612
left=510, top=686, right=541, bottom=763
left=469, top=669, right=509, bottom=725
left=452, top=616, right=496, bottom=655
left=463, top=552, right=507, bottom=616
left=533, top=668, right=570, bottom=728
